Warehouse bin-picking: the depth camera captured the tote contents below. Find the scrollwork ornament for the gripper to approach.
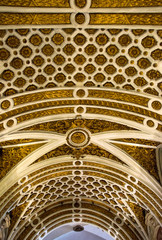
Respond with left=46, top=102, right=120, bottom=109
left=145, top=213, right=161, bottom=240
left=0, top=213, right=11, bottom=240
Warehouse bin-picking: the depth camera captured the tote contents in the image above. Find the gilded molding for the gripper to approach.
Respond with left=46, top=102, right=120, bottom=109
left=0, top=0, right=70, bottom=7
left=88, top=90, right=149, bottom=106
left=16, top=107, right=74, bottom=123
left=91, top=0, right=162, bottom=7
left=90, top=14, right=162, bottom=25
left=86, top=107, right=144, bottom=124
left=13, top=90, right=73, bottom=106
left=0, top=13, right=71, bottom=25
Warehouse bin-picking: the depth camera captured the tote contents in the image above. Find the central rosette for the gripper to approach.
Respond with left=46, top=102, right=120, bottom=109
left=66, top=128, right=90, bottom=149
left=71, top=132, right=86, bottom=144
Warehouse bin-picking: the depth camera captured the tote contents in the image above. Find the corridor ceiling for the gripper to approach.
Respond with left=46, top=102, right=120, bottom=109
left=0, top=0, right=162, bottom=240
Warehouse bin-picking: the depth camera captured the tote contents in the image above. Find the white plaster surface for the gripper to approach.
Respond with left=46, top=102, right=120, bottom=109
left=43, top=224, right=114, bottom=240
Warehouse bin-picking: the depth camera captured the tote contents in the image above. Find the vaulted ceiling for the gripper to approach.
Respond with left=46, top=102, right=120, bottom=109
left=0, top=1, right=162, bottom=240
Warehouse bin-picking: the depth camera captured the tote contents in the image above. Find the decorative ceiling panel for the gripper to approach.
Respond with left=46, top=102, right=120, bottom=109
left=0, top=28, right=161, bottom=97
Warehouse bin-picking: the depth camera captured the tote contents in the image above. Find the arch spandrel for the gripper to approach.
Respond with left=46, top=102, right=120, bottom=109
left=0, top=0, right=162, bottom=239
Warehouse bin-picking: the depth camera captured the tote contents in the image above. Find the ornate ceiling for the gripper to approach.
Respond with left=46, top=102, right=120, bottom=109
left=0, top=0, right=162, bottom=240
